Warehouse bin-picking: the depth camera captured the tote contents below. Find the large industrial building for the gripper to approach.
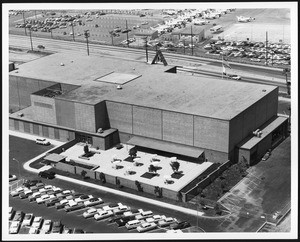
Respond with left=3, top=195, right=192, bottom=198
left=9, top=52, right=288, bottom=165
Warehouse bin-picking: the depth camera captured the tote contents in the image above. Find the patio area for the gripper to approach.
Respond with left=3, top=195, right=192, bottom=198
left=59, top=142, right=213, bottom=192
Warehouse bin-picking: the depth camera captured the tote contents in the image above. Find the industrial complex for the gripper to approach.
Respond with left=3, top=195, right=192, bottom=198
left=9, top=52, right=288, bottom=166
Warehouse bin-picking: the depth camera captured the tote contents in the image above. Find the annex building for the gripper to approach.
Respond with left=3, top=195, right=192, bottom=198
left=9, top=52, right=288, bottom=165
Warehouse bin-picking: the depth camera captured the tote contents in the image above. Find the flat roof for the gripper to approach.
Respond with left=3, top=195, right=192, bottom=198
left=239, top=116, right=288, bottom=150
left=127, top=136, right=204, bottom=158
left=10, top=52, right=277, bottom=120
left=44, top=153, right=66, bottom=163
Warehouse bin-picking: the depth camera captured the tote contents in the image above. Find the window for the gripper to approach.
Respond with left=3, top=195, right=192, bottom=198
left=54, top=128, right=60, bottom=139
left=14, top=120, right=19, bottom=130
left=42, top=125, right=49, bottom=137
left=23, top=121, right=30, bottom=133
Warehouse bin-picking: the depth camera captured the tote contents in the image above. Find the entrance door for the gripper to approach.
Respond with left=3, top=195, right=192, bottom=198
left=76, top=133, right=93, bottom=145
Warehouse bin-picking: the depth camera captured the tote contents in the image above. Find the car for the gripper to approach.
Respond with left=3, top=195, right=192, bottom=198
left=32, top=217, right=44, bottom=229
left=123, top=208, right=143, bottom=217
left=62, top=227, right=72, bottom=234
left=36, top=138, right=50, bottom=145
left=9, top=221, right=21, bottom=234
left=135, top=210, right=153, bottom=220
left=170, top=221, right=191, bottom=230
left=113, top=204, right=130, bottom=215
left=22, top=213, right=34, bottom=226
left=9, top=207, right=16, bottom=220
left=115, top=215, right=136, bottom=227
left=9, top=174, right=17, bottom=182
left=107, top=215, right=123, bottom=224
left=157, top=217, right=178, bottom=227
left=51, top=221, right=63, bottom=234
left=83, top=207, right=102, bottom=218
left=45, top=197, right=60, bottom=207
left=28, top=192, right=42, bottom=202
left=141, top=21, right=148, bottom=25
left=13, top=210, right=25, bottom=222
left=84, top=197, right=104, bottom=207
left=23, top=179, right=42, bottom=187
left=55, top=199, right=70, bottom=209
left=36, top=194, right=56, bottom=204
left=10, top=187, right=27, bottom=197
left=73, top=228, right=85, bottom=233
left=94, top=210, right=113, bottom=220
left=28, top=185, right=39, bottom=192
left=228, top=74, right=242, bottom=80
left=102, top=202, right=122, bottom=211
left=145, top=215, right=166, bottom=223
left=262, top=151, right=271, bottom=161
left=137, top=222, right=157, bottom=232
left=35, top=182, right=45, bottom=188
left=64, top=200, right=85, bottom=212
left=73, top=193, right=85, bottom=198
left=41, top=219, right=52, bottom=233
left=37, top=45, right=45, bottom=49
left=125, top=219, right=144, bottom=230
left=19, top=189, right=33, bottom=199
left=38, top=170, right=56, bottom=179
left=121, top=29, right=131, bottom=33
left=62, top=189, right=74, bottom=195
left=74, top=194, right=92, bottom=202
left=28, top=227, right=39, bottom=234
left=44, top=184, right=54, bottom=191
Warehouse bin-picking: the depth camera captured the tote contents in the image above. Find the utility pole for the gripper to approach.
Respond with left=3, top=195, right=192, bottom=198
left=22, top=11, right=27, bottom=35
left=126, top=20, right=129, bottom=47
left=50, top=29, right=53, bottom=38
left=71, top=22, right=75, bottom=41
left=183, top=39, right=186, bottom=55
left=191, top=25, right=194, bottom=56
left=29, top=27, right=33, bottom=51
left=84, top=30, right=90, bottom=56
left=265, top=31, right=268, bottom=66
left=144, top=37, right=148, bottom=63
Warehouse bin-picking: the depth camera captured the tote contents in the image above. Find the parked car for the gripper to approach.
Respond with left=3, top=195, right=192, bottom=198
left=137, top=222, right=157, bottom=232
left=262, top=151, right=271, bottom=161
left=13, top=210, right=25, bottom=222
left=145, top=215, right=166, bottom=223
left=9, top=207, right=16, bottom=220
left=41, top=219, right=52, bottom=233
left=32, top=216, right=44, bottom=229
left=227, top=74, right=242, bottom=80
left=64, top=200, right=85, bottom=212
left=51, top=221, right=63, bottom=234
left=73, top=228, right=85, bottom=233
left=123, top=208, right=143, bottom=217
left=36, top=194, right=56, bottom=204
left=28, top=192, right=43, bottom=202
left=9, top=221, right=21, bottom=234
left=158, top=217, right=178, bottom=227
left=45, top=197, right=60, bottom=207
left=125, top=219, right=144, bottom=230
left=84, top=197, right=104, bottom=207
left=74, top=194, right=93, bottom=203
left=113, top=204, right=130, bottom=215
left=36, top=138, right=50, bottom=145
left=62, top=227, right=72, bottom=234
left=10, top=187, right=27, bottom=197
left=135, top=210, right=153, bottom=220
left=28, top=227, right=39, bottom=234
left=38, top=170, right=56, bottom=179
left=170, top=221, right=191, bottom=230
left=19, top=189, right=33, bottom=199
left=55, top=199, right=70, bottom=209
left=102, top=202, right=122, bottom=211
left=37, top=45, right=45, bottom=49
left=9, top=174, right=17, bottom=182
left=94, top=210, right=113, bottom=220
left=115, top=215, right=136, bottom=227
left=107, top=215, right=123, bottom=224
left=83, top=207, right=102, bottom=218
left=22, top=213, right=34, bottom=226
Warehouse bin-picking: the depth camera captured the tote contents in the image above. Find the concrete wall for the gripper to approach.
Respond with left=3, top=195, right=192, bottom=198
left=106, top=101, right=133, bottom=134
left=74, top=102, right=96, bottom=132
left=132, top=106, right=162, bottom=140
left=238, top=148, right=251, bottom=164
left=92, top=136, right=105, bottom=150
left=229, top=88, right=278, bottom=153
left=194, top=116, right=229, bottom=153
left=9, top=75, right=56, bottom=112
left=55, top=99, right=76, bottom=129
left=31, top=94, right=57, bottom=124
left=162, top=111, right=193, bottom=146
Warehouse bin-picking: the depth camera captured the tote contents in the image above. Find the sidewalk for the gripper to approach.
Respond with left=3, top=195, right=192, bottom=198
left=10, top=130, right=206, bottom=218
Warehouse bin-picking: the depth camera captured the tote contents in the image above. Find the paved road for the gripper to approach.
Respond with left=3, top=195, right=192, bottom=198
left=9, top=34, right=287, bottom=86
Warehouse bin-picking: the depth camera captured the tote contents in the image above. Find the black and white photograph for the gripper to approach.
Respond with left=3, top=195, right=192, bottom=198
left=2, top=2, right=298, bottom=240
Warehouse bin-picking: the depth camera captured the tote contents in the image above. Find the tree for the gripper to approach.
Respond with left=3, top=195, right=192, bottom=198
left=148, top=164, right=158, bottom=173
left=170, top=161, right=180, bottom=173
left=214, top=203, right=222, bottom=215
left=81, top=170, right=87, bottom=179
left=129, top=147, right=137, bottom=158
left=84, top=144, right=89, bottom=154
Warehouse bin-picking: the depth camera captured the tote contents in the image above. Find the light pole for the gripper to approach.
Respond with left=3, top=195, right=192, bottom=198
left=12, top=158, right=21, bottom=178
left=22, top=11, right=27, bottom=36
left=84, top=30, right=90, bottom=56
left=28, top=27, right=33, bottom=51
left=71, top=22, right=75, bottom=41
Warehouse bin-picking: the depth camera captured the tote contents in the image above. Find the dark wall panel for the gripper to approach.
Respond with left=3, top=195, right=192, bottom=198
left=74, top=102, right=96, bottom=132
left=55, top=99, right=76, bottom=129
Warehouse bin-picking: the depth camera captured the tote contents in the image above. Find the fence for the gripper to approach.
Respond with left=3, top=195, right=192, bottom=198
left=9, top=179, right=25, bottom=192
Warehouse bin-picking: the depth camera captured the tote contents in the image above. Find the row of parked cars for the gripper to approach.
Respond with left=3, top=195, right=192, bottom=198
left=9, top=207, right=85, bottom=234
left=10, top=179, right=191, bottom=233
left=204, top=40, right=291, bottom=65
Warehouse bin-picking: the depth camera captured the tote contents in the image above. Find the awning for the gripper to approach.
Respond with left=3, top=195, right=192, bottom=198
left=44, top=153, right=67, bottom=163
left=127, top=136, right=204, bottom=159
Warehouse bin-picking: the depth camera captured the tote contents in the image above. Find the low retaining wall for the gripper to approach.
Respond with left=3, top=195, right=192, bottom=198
left=54, top=161, right=180, bottom=201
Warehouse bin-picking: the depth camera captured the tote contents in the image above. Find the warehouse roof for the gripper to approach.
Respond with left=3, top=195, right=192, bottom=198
left=10, top=52, right=277, bottom=120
